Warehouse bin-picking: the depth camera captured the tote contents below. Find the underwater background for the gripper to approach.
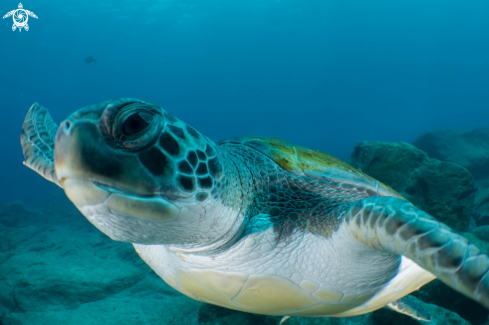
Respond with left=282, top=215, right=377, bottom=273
left=1, top=0, right=489, bottom=324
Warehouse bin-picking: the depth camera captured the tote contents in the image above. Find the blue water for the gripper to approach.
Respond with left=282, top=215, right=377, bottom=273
left=1, top=0, right=488, bottom=200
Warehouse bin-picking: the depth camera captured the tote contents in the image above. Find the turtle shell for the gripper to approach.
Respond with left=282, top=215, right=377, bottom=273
left=219, top=136, right=402, bottom=198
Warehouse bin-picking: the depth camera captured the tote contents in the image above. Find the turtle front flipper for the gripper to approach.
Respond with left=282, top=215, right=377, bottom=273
left=387, top=297, right=431, bottom=322
left=21, top=103, right=61, bottom=187
left=343, top=196, right=489, bottom=309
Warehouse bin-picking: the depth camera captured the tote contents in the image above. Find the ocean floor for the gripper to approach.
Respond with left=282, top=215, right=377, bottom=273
left=0, top=190, right=200, bottom=325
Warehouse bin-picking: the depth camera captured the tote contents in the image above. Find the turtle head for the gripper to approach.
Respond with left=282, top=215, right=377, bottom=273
left=49, top=98, right=227, bottom=245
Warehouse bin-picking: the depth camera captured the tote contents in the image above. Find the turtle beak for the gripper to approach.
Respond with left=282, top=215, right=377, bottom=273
left=53, top=117, right=112, bottom=184
left=54, top=118, right=105, bottom=186
left=54, top=119, right=74, bottom=186
left=54, top=115, right=160, bottom=196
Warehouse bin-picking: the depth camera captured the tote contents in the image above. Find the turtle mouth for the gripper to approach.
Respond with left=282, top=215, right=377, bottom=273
left=59, top=177, right=135, bottom=196
left=58, top=176, right=133, bottom=197
left=62, top=178, right=181, bottom=223
left=92, top=181, right=132, bottom=195
left=59, top=176, right=186, bottom=201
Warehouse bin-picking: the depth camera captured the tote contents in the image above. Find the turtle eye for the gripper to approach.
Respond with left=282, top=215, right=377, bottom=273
left=122, top=113, right=150, bottom=136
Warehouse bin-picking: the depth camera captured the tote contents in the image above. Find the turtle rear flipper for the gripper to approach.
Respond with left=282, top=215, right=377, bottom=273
left=21, top=103, right=61, bottom=187
left=387, top=297, right=431, bottom=322
left=343, top=196, right=489, bottom=309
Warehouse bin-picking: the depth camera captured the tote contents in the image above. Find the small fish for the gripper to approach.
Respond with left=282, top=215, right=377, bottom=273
left=84, top=56, right=97, bottom=64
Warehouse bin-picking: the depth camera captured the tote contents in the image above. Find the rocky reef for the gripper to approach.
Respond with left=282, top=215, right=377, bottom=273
left=349, top=141, right=475, bottom=232
left=413, top=128, right=489, bottom=227
left=413, top=128, right=489, bottom=189
left=476, top=188, right=489, bottom=225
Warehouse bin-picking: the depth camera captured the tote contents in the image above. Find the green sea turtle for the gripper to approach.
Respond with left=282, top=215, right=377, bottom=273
left=21, top=98, right=489, bottom=321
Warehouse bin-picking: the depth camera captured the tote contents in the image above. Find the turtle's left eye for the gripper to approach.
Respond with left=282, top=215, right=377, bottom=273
left=122, top=113, right=151, bottom=136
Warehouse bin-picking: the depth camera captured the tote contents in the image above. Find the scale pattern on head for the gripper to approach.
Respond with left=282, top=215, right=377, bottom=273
left=131, top=103, right=223, bottom=197
left=160, top=117, right=220, bottom=199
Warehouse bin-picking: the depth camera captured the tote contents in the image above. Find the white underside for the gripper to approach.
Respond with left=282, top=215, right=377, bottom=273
left=334, top=256, right=435, bottom=316
left=133, top=227, right=436, bottom=317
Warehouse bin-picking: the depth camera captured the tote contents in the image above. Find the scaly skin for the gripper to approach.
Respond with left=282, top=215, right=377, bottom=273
left=20, top=99, right=489, bottom=318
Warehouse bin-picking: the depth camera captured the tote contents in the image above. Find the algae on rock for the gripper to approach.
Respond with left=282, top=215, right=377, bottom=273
left=350, top=141, right=475, bottom=232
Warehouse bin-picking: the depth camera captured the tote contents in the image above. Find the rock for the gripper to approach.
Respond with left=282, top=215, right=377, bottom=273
left=474, top=188, right=489, bottom=224
left=413, top=128, right=489, bottom=188
left=350, top=141, right=475, bottom=231
left=469, top=225, right=489, bottom=243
